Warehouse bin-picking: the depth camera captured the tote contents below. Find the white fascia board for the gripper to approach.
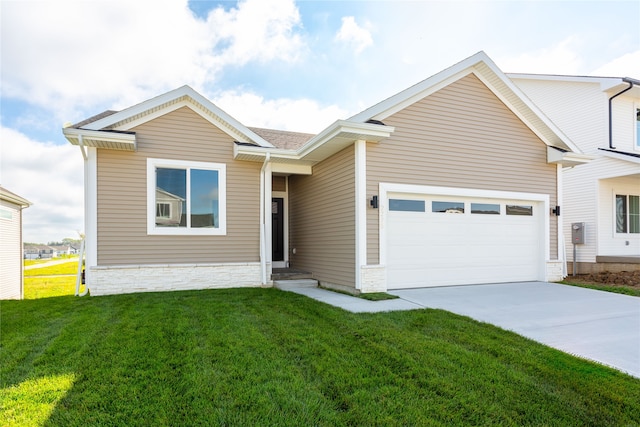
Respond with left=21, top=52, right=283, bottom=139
left=83, top=85, right=193, bottom=130
left=82, top=85, right=274, bottom=148
left=297, top=120, right=394, bottom=157
left=348, top=51, right=582, bottom=154
left=235, top=120, right=394, bottom=165
left=474, top=61, right=583, bottom=154
left=349, top=52, right=492, bottom=122
left=599, top=150, right=640, bottom=164
left=234, top=144, right=301, bottom=161
left=507, top=73, right=621, bottom=87
left=508, top=73, right=640, bottom=99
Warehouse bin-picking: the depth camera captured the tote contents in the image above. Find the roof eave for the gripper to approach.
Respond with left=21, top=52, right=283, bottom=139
left=0, top=190, right=31, bottom=208
left=547, top=146, right=595, bottom=167
left=63, top=127, right=137, bottom=151
left=234, top=120, right=394, bottom=165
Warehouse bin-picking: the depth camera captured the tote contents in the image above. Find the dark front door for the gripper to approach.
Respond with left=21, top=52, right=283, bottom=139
left=272, top=198, right=284, bottom=262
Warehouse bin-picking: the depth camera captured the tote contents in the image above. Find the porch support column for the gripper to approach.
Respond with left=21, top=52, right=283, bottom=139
left=264, top=159, right=273, bottom=281
left=355, top=139, right=367, bottom=290
left=557, top=163, right=567, bottom=277
left=259, top=154, right=272, bottom=285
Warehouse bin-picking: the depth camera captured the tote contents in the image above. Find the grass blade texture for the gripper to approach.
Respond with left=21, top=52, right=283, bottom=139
left=2, top=288, right=639, bottom=426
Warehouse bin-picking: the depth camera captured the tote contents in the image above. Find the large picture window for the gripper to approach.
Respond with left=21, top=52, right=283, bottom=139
left=147, top=158, right=226, bottom=235
left=616, top=194, right=639, bottom=234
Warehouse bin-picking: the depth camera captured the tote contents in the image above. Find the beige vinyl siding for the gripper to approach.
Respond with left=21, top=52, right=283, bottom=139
left=97, top=106, right=261, bottom=265
left=289, top=145, right=356, bottom=288
left=367, top=73, right=558, bottom=264
left=0, top=200, right=22, bottom=299
left=272, top=175, right=286, bottom=192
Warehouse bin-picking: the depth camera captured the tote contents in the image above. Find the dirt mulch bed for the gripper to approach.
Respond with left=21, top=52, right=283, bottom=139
left=567, top=270, right=640, bottom=288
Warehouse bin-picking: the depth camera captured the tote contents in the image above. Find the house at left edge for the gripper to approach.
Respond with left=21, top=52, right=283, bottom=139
left=0, top=186, right=31, bottom=300
left=62, top=52, right=592, bottom=296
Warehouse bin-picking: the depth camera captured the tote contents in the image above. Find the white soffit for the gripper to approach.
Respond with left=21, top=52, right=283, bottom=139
left=63, top=128, right=137, bottom=151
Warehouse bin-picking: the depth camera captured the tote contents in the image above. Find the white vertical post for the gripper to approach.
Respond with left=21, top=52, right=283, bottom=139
left=355, top=140, right=367, bottom=290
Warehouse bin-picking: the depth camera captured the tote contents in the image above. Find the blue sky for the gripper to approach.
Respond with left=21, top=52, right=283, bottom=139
left=1, top=0, right=639, bottom=243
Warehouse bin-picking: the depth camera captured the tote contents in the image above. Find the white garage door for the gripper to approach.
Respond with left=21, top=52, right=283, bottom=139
left=386, top=192, right=544, bottom=289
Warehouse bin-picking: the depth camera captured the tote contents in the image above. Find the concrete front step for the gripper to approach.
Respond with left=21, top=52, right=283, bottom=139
left=273, top=279, right=318, bottom=290
left=271, top=268, right=313, bottom=281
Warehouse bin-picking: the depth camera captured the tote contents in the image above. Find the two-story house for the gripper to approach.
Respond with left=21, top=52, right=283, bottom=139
left=510, top=74, right=640, bottom=274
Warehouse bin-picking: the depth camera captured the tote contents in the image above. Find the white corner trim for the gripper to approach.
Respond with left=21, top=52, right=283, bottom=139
left=355, top=140, right=367, bottom=289
left=86, top=147, right=98, bottom=275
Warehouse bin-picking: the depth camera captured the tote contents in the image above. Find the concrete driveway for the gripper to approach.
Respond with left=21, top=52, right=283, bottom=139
left=389, top=282, right=640, bottom=378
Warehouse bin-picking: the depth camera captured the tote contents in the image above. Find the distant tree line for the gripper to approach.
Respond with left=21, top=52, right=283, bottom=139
left=24, top=237, right=83, bottom=246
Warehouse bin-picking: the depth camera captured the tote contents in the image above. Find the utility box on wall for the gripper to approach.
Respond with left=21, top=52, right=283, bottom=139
left=571, top=222, right=585, bottom=245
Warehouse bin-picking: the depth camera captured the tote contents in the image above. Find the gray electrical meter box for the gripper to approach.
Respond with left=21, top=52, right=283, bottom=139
left=571, top=222, right=585, bottom=245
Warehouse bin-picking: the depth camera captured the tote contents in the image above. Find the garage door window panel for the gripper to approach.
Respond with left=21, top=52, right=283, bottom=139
left=471, top=203, right=500, bottom=215
left=389, top=199, right=425, bottom=212
left=506, top=205, right=533, bottom=216
left=432, top=201, right=464, bottom=213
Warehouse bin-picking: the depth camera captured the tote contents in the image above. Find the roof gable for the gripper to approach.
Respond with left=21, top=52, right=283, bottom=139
left=81, top=86, right=274, bottom=148
left=349, top=51, right=581, bottom=153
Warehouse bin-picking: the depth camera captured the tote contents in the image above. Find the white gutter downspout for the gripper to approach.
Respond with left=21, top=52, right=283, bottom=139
left=259, top=153, right=271, bottom=285
left=78, top=133, right=88, bottom=161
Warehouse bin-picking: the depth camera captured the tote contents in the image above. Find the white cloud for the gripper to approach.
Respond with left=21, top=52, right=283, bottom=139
left=496, top=36, right=584, bottom=75
left=0, top=126, right=83, bottom=243
left=213, top=91, right=349, bottom=134
left=591, top=50, right=640, bottom=77
left=0, top=0, right=305, bottom=122
left=206, top=0, right=304, bottom=67
left=334, top=16, right=373, bottom=54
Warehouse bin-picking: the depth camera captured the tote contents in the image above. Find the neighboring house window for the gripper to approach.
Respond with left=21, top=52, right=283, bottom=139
left=147, top=158, right=226, bottom=235
left=155, top=202, right=171, bottom=220
left=616, top=194, right=640, bottom=234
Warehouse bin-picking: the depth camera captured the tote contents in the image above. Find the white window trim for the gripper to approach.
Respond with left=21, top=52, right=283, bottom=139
left=614, top=193, right=640, bottom=235
left=147, top=158, right=226, bottom=236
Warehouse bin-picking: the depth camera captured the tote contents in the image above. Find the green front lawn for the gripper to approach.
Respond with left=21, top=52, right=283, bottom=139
left=24, top=260, right=79, bottom=277
left=2, top=288, right=639, bottom=426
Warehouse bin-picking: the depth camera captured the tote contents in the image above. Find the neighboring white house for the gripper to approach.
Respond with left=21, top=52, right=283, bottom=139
left=510, top=74, right=640, bottom=273
left=0, top=186, right=31, bottom=299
